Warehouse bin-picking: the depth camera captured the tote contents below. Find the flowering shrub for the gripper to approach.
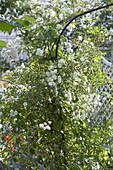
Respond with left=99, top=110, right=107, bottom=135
left=1, top=0, right=113, bottom=169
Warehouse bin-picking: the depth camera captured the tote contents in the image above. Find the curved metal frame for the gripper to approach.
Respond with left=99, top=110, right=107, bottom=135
left=55, top=3, right=113, bottom=59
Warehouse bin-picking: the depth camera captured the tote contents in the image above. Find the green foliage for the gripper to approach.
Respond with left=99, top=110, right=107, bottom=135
left=0, top=0, right=113, bottom=169
left=0, top=21, right=15, bottom=33
left=23, top=14, right=35, bottom=23
left=0, top=40, right=6, bottom=48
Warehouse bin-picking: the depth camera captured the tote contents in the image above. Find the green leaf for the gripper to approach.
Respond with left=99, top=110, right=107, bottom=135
left=24, top=14, right=35, bottom=23
left=53, top=121, right=62, bottom=130
left=15, top=19, right=30, bottom=27
left=1, top=148, right=9, bottom=154
left=0, top=40, right=6, bottom=48
left=0, top=21, right=15, bottom=33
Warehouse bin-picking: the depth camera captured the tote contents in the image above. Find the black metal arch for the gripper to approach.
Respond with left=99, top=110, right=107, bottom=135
left=55, top=3, right=113, bottom=59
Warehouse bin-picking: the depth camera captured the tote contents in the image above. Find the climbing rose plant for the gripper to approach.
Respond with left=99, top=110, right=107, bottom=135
left=1, top=0, right=113, bottom=169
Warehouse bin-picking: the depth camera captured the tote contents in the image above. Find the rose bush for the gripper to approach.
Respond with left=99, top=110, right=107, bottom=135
left=1, top=0, right=113, bottom=169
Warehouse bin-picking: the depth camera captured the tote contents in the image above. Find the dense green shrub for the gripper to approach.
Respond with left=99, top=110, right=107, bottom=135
left=1, top=0, right=113, bottom=169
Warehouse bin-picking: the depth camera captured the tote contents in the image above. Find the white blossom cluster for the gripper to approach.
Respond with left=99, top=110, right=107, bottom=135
left=23, top=102, right=28, bottom=107
left=1, top=37, right=28, bottom=68
left=0, top=79, right=28, bottom=106
left=46, top=67, right=57, bottom=86
left=9, top=109, right=18, bottom=117
left=0, top=82, right=9, bottom=101
left=58, top=59, right=66, bottom=68
left=39, top=121, right=52, bottom=130
left=14, top=63, right=29, bottom=74
left=46, top=64, right=63, bottom=86
left=65, top=89, right=72, bottom=103
left=36, top=48, right=43, bottom=56
left=0, top=84, right=6, bottom=93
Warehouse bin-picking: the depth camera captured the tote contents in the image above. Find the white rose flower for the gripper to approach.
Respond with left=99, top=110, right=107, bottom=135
left=73, top=71, right=77, bottom=78
left=58, top=76, right=62, bottom=83
left=46, top=72, right=50, bottom=76
left=21, top=63, right=25, bottom=69
left=58, top=59, right=65, bottom=64
left=59, top=13, right=63, bottom=19
left=48, top=98, right=51, bottom=102
left=56, top=24, right=62, bottom=30
left=46, top=125, right=51, bottom=130
left=58, top=63, right=62, bottom=68
left=0, top=87, right=5, bottom=93
left=52, top=75, right=57, bottom=80
left=49, top=9, right=56, bottom=16
left=39, top=123, right=44, bottom=129
left=7, top=41, right=13, bottom=47
left=68, top=92, right=72, bottom=102
left=14, top=111, right=18, bottom=116
left=48, top=65, right=54, bottom=70
left=51, top=69, right=57, bottom=74
left=36, top=48, right=43, bottom=56
left=58, top=59, right=66, bottom=68
left=10, top=109, right=14, bottom=113
left=10, top=109, right=18, bottom=117
left=48, top=121, right=52, bottom=124
left=23, top=102, right=28, bottom=107
left=44, top=122, right=47, bottom=126
left=78, top=36, right=83, bottom=41
left=73, top=82, right=78, bottom=86
left=48, top=82, right=53, bottom=86
left=43, top=26, right=48, bottom=30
